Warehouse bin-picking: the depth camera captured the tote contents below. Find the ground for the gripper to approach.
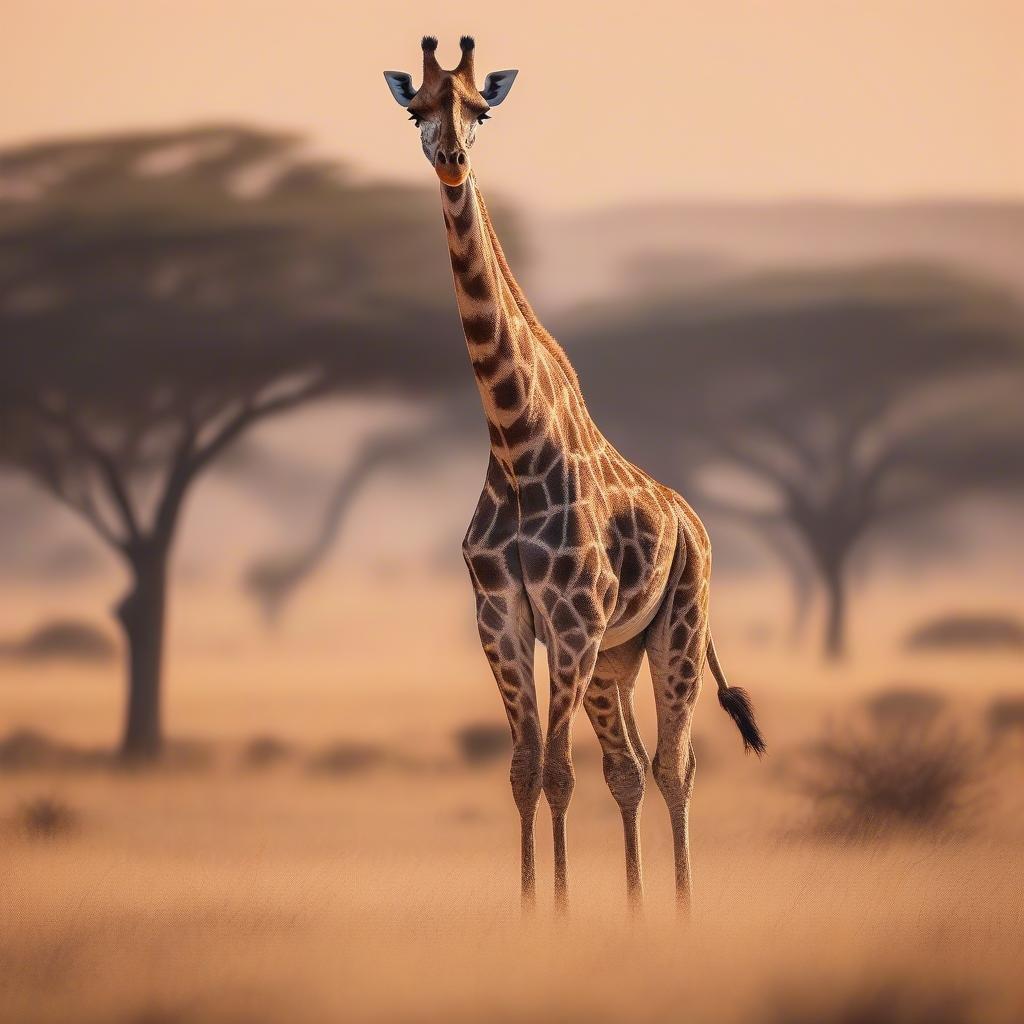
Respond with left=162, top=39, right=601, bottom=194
left=1, top=571, right=1022, bottom=1023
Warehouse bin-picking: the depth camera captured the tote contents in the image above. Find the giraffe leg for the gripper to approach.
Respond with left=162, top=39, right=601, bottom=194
left=465, top=571, right=541, bottom=911
left=473, top=588, right=542, bottom=910
left=619, top=681, right=650, bottom=779
left=584, top=633, right=648, bottom=912
left=645, top=529, right=709, bottom=917
left=543, top=636, right=602, bottom=915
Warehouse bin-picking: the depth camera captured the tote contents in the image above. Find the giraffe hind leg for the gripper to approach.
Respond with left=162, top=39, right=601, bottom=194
left=645, top=529, right=709, bottom=916
left=583, top=632, right=648, bottom=911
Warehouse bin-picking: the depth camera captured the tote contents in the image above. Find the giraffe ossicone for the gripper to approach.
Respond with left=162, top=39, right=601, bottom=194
left=384, top=37, right=765, bottom=915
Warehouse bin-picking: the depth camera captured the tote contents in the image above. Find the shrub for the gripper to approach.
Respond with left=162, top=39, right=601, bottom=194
left=864, top=686, right=947, bottom=730
left=240, top=735, right=294, bottom=770
left=308, top=741, right=387, bottom=775
left=0, top=729, right=97, bottom=771
left=453, top=722, right=511, bottom=766
left=17, top=796, right=78, bottom=839
left=769, top=978, right=972, bottom=1024
left=0, top=618, right=115, bottom=663
left=905, top=612, right=1024, bottom=651
left=147, top=738, right=216, bottom=773
left=796, top=720, right=982, bottom=839
left=986, top=696, right=1024, bottom=742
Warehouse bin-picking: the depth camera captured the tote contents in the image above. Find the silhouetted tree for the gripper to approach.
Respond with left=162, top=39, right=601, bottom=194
left=0, top=125, right=493, bottom=757
left=238, top=265, right=1024, bottom=658
left=574, top=265, right=1024, bottom=658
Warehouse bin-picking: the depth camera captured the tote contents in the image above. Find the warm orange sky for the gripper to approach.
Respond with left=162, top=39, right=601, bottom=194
left=2, top=0, right=1022, bottom=209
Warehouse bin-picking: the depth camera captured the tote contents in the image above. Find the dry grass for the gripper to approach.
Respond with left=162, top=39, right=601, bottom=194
left=1, top=577, right=1022, bottom=1023
left=1, top=727, right=1022, bottom=1024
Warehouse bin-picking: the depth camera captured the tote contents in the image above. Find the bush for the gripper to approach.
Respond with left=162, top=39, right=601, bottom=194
left=905, top=612, right=1024, bottom=651
left=0, top=729, right=97, bottom=771
left=796, top=720, right=982, bottom=839
left=769, top=978, right=972, bottom=1024
left=240, top=735, right=294, bottom=770
left=864, top=686, right=947, bottom=730
left=0, top=618, right=115, bottom=663
left=986, top=695, right=1024, bottom=742
left=308, top=741, right=388, bottom=775
left=148, top=738, right=217, bottom=773
left=453, top=722, right=511, bottom=766
left=17, top=796, right=78, bottom=839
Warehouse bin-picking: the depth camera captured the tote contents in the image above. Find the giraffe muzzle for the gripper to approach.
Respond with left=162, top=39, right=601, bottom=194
left=435, top=150, right=469, bottom=186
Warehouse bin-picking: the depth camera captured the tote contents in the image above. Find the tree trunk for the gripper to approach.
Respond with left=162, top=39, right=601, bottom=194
left=822, top=562, right=848, bottom=661
left=116, top=542, right=169, bottom=761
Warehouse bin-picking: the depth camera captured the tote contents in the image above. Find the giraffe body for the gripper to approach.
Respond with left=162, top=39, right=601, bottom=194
left=385, top=36, right=764, bottom=914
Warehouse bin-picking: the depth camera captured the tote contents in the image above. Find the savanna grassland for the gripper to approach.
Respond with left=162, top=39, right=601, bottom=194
left=2, top=571, right=1023, bottom=1024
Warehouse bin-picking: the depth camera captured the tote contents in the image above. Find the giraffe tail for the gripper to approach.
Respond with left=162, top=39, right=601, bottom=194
left=708, top=633, right=766, bottom=757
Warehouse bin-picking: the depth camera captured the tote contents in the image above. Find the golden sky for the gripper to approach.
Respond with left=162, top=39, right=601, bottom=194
left=2, top=0, right=1022, bottom=209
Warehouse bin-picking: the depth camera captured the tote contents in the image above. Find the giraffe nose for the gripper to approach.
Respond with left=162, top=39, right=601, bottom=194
left=437, top=150, right=466, bottom=166
left=435, top=149, right=469, bottom=185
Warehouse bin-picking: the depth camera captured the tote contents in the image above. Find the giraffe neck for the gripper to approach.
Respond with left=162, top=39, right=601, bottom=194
left=440, top=177, right=594, bottom=480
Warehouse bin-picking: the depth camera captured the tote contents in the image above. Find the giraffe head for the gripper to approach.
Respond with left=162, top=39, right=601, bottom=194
left=384, top=36, right=518, bottom=187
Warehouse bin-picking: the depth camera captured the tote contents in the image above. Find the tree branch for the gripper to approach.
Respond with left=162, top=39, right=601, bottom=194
left=28, top=401, right=141, bottom=542
left=152, top=375, right=329, bottom=540
left=187, top=377, right=328, bottom=480
left=25, top=450, right=123, bottom=550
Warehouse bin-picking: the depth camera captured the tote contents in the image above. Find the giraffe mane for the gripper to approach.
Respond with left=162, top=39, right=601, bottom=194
left=473, top=183, right=583, bottom=399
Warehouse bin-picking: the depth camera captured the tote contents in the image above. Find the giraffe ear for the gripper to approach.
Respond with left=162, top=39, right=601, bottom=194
left=481, top=70, right=518, bottom=106
left=384, top=71, right=417, bottom=107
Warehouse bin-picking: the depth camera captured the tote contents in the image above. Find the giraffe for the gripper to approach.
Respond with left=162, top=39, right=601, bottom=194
left=384, top=36, right=765, bottom=915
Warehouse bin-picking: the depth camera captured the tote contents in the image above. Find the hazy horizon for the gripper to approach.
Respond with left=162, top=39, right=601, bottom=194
left=4, top=0, right=1023, bottom=211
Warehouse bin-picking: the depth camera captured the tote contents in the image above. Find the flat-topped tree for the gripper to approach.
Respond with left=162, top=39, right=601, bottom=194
left=243, top=263, right=1024, bottom=662
left=573, top=264, right=1024, bottom=658
left=0, top=126, right=465, bottom=759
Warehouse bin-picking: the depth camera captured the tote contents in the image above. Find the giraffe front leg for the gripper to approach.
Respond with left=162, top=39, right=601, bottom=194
left=467, top=575, right=541, bottom=910
left=583, top=634, right=648, bottom=913
left=543, top=635, right=602, bottom=914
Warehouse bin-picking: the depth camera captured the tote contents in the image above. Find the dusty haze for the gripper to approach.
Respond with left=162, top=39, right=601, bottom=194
left=2, top=5, right=1024, bottom=1024
left=2, top=0, right=1023, bottom=208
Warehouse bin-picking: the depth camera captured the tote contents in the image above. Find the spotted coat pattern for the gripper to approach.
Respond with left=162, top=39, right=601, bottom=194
left=445, top=179, right=715, bottom=910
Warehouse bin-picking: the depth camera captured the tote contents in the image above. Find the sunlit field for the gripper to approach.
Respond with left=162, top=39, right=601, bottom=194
left=3, top=6, right=1024, bottom=1020
left=3, top=572, right=1023, bottom=1024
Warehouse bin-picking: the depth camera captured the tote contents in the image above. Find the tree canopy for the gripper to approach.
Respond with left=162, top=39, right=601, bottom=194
left=0, top=125, right=522, bottom=755
left=568, top=264, right=1024, bottom=654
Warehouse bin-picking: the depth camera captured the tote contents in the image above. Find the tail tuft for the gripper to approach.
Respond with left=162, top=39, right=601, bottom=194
left=717, top=685, right=766, bottom=757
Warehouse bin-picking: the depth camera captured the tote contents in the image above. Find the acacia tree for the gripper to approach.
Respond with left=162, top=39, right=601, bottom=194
left=237, top=266, right=1024, bottom=658
left=573, top=265, right=1024, bottom=658
left=0, top=126, right=466, bottom=758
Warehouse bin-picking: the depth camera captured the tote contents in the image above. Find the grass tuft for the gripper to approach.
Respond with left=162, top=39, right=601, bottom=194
left=17, top=795, right=78, bottom=840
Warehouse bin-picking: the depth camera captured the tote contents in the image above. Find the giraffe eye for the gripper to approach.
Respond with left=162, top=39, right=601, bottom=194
left=477, top=113, right=490, bottom=125
left=408, top=113, right=421, bottom=128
